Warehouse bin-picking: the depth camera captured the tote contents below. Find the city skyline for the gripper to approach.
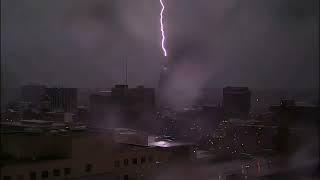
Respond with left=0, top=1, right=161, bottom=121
left=1, top=1, right=319, bottom=179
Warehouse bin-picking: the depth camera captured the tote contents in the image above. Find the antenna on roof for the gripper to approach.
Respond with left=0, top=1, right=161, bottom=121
left=126, top=59, right=128, bottom=85
left=122, top=57, right=128, bottom=86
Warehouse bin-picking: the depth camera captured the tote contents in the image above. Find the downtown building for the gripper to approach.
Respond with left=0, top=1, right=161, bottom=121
left=9, top=85, right=78, bottom=123
left=45, top=88, right=77, bottom=113
left=21, top=84, right=47, bottom=108
left=0, top=125, right=195, bottom=180
left=20, top=85, right=78, bottom=113
left=4, top=85, right=77, bottom=121
left=89, top=85, right=156, bottom=132
left=223, top=87, right=251, bottom=120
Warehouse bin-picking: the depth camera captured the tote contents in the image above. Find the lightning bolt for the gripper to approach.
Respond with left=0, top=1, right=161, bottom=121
left=160, top=0, right=167, bottom=56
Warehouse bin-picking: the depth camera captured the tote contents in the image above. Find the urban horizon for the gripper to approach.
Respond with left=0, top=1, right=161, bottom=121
left=1, top=0, right=319, bottom=180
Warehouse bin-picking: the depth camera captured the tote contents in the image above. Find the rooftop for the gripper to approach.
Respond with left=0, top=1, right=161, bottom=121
left=20, top=119, right=54, bottom=124
left=148, top=136, right=194, bottom=148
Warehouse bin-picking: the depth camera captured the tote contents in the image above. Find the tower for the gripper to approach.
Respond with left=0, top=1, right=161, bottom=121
left=157, top=57, right=171, bottom=108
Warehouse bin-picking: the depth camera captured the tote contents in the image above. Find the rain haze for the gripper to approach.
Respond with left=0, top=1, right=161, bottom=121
left=0, top=1, right=319, bottom=180
left=1, top=0, right=318, bottom=91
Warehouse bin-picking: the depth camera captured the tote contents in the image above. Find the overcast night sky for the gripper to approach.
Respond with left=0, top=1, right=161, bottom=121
left=1, top=0, right=319, bottom=92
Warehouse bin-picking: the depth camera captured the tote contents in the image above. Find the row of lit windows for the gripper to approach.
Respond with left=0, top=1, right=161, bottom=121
left=2, top=164, right=92, bottom=180
left=114, top=156, right=153, bottom=168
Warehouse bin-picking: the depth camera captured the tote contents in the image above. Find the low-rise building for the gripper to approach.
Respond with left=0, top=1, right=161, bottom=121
left=1, top=126, right=195, bottom=180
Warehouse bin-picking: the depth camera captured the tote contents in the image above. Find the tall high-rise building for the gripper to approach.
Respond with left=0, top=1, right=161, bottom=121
left=223, top=87, right=251, bottom=119
left=158, top=65, right=170, bottom=107
left=46, top=88, right=77, bottom=112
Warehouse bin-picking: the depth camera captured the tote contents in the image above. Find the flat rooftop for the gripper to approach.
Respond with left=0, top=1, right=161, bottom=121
left=148, top=136, right=193, bottom=148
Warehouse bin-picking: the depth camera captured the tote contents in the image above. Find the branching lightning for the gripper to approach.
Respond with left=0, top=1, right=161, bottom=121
left=160, top=0, right=167, bottom=56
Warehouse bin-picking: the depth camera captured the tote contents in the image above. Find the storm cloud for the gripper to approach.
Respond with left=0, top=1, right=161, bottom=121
left=1, top=0, right=318, bottom=95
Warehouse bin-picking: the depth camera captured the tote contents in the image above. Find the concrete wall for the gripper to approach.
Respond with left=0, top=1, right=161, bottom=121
left=1, top=133, right=72, bottom=160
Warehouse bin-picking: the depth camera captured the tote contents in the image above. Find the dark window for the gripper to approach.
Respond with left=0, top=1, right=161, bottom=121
left=114, top=160, right=120, bottom=168
left=124, top=175, right=129, bottom=180
left=17, top=175, right=24, bottom=180
left=64, top=168, right=71, bottom=175
left=148, top=156, right=153, bottom=162
left=141, top=157, right=146, bottom=164
left=29, top=172, right=36, bottom=180
left=41, top=171, right=48, bottom=179
left=3, top=176, right=11, bottom=180
left=124, top=159, right=129, bottom=166
left=132, top=158, right=137, bottom=165
left=53, top=169, right=60, bottom=176
left=85, top=164, right=92, bottom=172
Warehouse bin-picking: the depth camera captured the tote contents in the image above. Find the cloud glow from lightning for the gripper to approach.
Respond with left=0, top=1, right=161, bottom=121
left=160, top=0, right=167, bottom=56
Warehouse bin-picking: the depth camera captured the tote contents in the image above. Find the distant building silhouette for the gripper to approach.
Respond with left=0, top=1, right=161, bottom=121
left=21, top=84, right=46, bottom=108
left=46, top=88, right=77, bottom=112
left=90, top=85, right=155, bottom=131
left=20, top=85, right=78, bottom=113
left=269, top=99, right=319, bottom=156
left=269, top=99, right=319, bottom=127
left=223, top=87, right=251, bottom=119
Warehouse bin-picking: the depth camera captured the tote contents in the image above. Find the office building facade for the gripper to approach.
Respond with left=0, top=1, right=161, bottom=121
left=21, top=84, right=46, bottom=108
left=46, top=88, right=77, bottom=112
